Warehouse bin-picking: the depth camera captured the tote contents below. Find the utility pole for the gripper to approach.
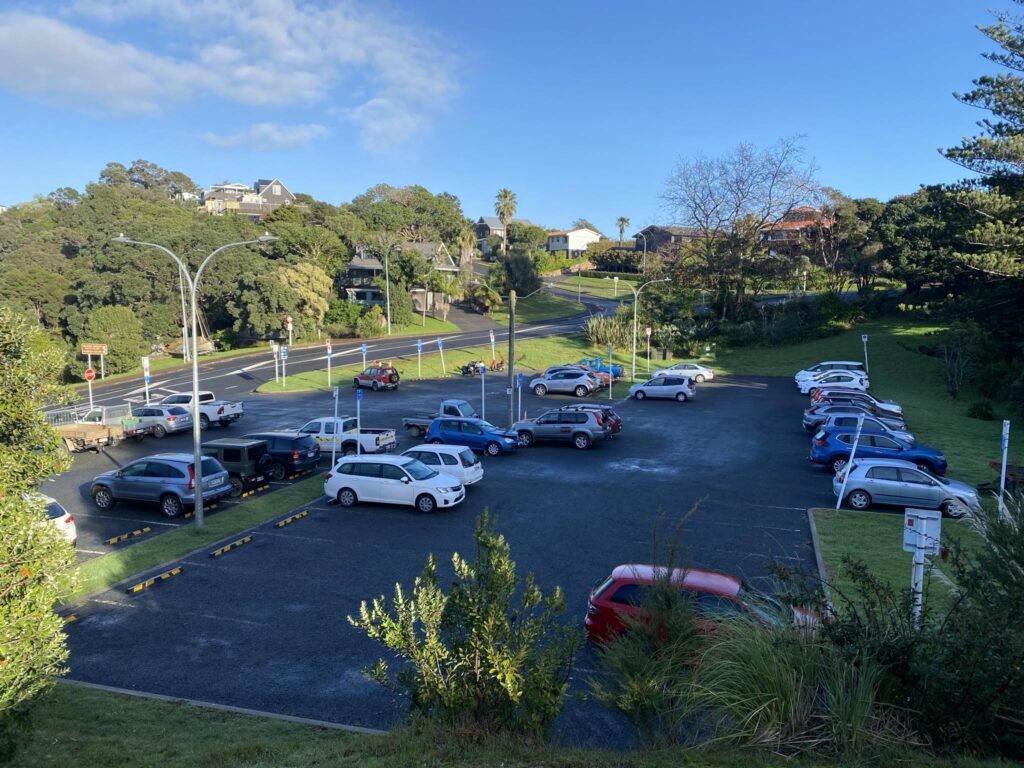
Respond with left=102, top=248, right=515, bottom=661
left=506, top=290, right=516, bottom=427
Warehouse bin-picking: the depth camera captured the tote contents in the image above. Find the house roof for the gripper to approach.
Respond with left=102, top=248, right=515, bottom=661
left=548, top=227, right=599, bottom=237
left=634, top=225, right=705, bottom=237
left=349, top=253, right=384, bottom=270
left=401, top=241, right=441, bottom=256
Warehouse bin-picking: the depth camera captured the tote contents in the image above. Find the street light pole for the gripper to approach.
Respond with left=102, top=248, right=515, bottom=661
left=607, top=276, right=669, bottom=382
left=384, top=246, right=393, bottom=336
left=507, top=290, right=516, bottom=428
left=113, top=232, right=277, bottom=528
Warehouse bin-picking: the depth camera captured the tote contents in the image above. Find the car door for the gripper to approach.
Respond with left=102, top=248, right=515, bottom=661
left=298, top=420, right=328, bottom=450
left=533, top=412, right=561, bottom=441
left=435, top=420, right=459, bottom=444
left=459, top=421, right=485, bottom=449
left=379, top=463, right=411, bottom=504
left=898, top=468, right=943, bottom=507
left=864, top=465, right=901, bottom=504
left=868, top=434, right=903, bottom=459
left=114, top=460, right=151, bottom=500
left=354, top=462, right=384, bottom=502
left=646, top=377, right=667, bottom=398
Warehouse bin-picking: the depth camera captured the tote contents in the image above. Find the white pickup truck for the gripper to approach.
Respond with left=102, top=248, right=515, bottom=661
left=297, top=416, right=397, bottom=456
left=159, top=390, right=244, bottom=430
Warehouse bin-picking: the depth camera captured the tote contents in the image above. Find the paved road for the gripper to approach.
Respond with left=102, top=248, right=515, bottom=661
left=63, top=373, right=829, bottom=747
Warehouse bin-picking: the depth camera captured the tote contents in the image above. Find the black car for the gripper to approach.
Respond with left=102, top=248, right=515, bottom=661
left=242, top=431, right=321, bottom=480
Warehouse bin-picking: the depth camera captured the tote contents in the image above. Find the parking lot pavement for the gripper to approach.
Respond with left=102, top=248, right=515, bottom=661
left=62, top=372, right=834, bottom=744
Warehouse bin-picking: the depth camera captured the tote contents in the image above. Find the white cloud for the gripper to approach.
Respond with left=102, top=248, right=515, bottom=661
left=200, top=122, right=328, bottom=151
left=47, top=0, right=459, bottom=150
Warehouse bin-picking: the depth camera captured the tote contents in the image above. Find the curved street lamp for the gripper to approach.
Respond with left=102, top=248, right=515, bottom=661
left=113, top=232, right=277, bottom=527
left=605, top=276, right=670, bottom=382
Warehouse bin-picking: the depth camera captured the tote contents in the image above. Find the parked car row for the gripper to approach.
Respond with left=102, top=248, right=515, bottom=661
left=795, top=360, right=977, bottom=518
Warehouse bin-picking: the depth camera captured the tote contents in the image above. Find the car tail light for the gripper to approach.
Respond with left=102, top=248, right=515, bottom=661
left=324, top=472, right=333, bottom=481
left=218, top=405, right=225, bottom=414
left=65, top=515, right=74, bottom=525
left=836, top=471, right=846, bottom=483
left=587, top=603, right=601, bottom=616
left=187, top=464, right=195, bottom=490
left=291, top=449, right=300, bottom=462
left=167, top=416, right=177, bottom=422
left=814, top=437, right=828, bottom=446
left=594, top=413, right=603, bottom=426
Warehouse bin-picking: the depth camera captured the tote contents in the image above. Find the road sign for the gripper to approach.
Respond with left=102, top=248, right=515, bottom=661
left=861, top=334, right=868, bottom=343
left=80, top=343, right=108, bottom=356
left=84, top=368, right=95, bottom=381
left=505, top=387, right=512, bottom=395
left=141, top=356, right=150, bottom=375
left=143, top=374, right=151, bottom=384
left=645, top=326, right=652, bottom=336
left=333, top=386, right=339, bottom=399
left=517, top=372, right=524, bottom=387
left=356, top=388, right=363, bottom=401
left=326, top=341, right=333, bottom=357
left=437, top=337, right=443, bottom=350
left=903, top=508, right=941, bottom=555
left=417, top=338, right=423, bottom=352
left=281, top=346, right=289, bottom=359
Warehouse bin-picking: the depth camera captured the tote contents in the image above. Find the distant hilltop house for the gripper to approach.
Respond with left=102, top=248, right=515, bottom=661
left=341, top=241, right=461, bottom=312
left=0, top=204, right=7, bottom=214
left=632, top=225, right=705, bottom=253
left=201, top=178, right=296, bottom=221
left=546, top=227, right=601, bottom=258
left=761, top=206, right=828, bottom=255
left=475, top=215, right=535, bottom=255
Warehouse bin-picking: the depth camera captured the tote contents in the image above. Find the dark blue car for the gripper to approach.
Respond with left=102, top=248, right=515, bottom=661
left=425, top=417, right=519, bottom=456
left=809, top=429, right=947, bottom=475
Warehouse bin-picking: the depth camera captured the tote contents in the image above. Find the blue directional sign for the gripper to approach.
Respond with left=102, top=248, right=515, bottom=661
left=356, top=388, right=363, bottom=401
left=517, top=373, right=524, bottom=387
left=280, top=346, right=289, bottom=359
left=143, top=374, right=151, bottom=384
left=417, top=338, right=423, bottom=352
left=361, top=343, right=367, bottom=356
left=436, top=337, right=443, bottom=350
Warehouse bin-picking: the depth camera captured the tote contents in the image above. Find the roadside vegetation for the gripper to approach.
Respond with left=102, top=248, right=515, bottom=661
left=486, top=292, right=585, bottom=325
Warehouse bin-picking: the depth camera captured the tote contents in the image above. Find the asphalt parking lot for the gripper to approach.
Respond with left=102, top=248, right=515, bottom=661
left=62, top=371, right=831, bottom=746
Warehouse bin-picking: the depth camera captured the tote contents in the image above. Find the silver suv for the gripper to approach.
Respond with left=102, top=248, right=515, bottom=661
left=90, top=453, right=231, bottom=518
left=530, top=370, right=597, bottom=397
left=833, top=459, right=980, bottom=518
left=513, top=409, right=611, bottom=449
left=132, top=405, right=193, bottom=438
left=628, top=375, right=696, bottom=401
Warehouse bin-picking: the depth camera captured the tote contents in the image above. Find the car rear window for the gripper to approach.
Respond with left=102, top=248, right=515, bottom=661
left=592, top=575, right=615, bottom=599
left=45, top=501, right=66, bottom=519
left=200, top=458, right=223, bottom=476
left=458, top=449, right=478, bottom=467
left=167, top=406, right=189, bottom=416
left=294, top=436, right=317, bottom=450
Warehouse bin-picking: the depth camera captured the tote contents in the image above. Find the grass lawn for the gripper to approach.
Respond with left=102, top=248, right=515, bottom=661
left=550, top=275, right=637, bottom=300
left=70, top=476, right=324, bottom=601
left=487, top=292, right=585, bottom=325
left=714, top=318, right=1016, bottom=486
left=18, top=683, right=1005, bottom=768
left=256, top=333, right=691, bottom=397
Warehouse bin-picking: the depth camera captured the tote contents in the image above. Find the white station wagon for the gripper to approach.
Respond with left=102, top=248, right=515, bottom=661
left=401, top=444, right=484, bottom=486
left=651, top=362, right=715, bottom=383
left=324, top=455, right=464, bottom=513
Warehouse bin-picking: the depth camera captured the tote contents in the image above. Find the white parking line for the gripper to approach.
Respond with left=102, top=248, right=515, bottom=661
left=76, top=548, right=108, bottom=556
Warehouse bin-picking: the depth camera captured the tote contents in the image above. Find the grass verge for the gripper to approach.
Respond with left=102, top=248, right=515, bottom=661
left=256, top=334, right=690, bottom=396
left=71, top=476, right=324, bottom=601
left=714, top=318, right=1016, bottom=486
left=549, top=275, right=636, bottom=300
left=487, top=292, right=585, bottom=325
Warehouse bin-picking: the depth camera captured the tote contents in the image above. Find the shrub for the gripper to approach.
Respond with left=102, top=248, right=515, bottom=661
left=967, top=400, right=994, bottom=420
left=348, top=511, right=579, bottom=737
left=355, top=306, right=385, bottom=338
left=325, top=299, right=362, bottom=330
left=584, top=314, right=630, bottom=348
left=80, top=305, right=148, bottom=375
left=387, top=282, right=414, bottom=327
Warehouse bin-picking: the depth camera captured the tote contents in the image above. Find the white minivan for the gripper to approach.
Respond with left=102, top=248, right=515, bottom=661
left=401, top=444, right=484, bottom=486
left=324, top=456, right=464, bottom=513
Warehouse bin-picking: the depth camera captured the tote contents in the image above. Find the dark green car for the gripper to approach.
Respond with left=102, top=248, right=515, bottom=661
left=200, top=438, right=272, bottom=497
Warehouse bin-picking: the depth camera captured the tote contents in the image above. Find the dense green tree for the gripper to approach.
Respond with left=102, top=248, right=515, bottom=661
left=494, top=188, right=517, bottom=255
left=82, top=306, right=148, bottom=374
left=507, top=221, right=548, bottom=251
left=275, top=262, right=333, bottom=335
left=491, top=251, right=540, bottom=296
left=0, top=308, right=76, bottom=760
left=572, top=218, right=602, bottom=235
left=229, top=273, right=297, bottom=338
left=0, top=266, right=70, bottom=328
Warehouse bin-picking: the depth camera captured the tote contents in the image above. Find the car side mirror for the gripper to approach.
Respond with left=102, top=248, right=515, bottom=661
left=401, top=476, right=411, bottom=484
left=115, top=470, right=124, bottom=478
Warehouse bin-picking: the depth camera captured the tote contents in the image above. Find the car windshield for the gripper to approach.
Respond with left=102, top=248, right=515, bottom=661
left=402, top=459, right=436, bottom=481
left=476, top=421, right=498, bottom=432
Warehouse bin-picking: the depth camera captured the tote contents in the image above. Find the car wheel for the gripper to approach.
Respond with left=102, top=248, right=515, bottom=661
left=574, top=385, right=589, bottom=398
left=573, top=433, right=592, bottom=450
left=337, top=488, right=357, bottom=507
left=942, top=500, right=969, bottom=519
left=408, top=425, right=422, bottom=439
left=847, top=490, right=872, bottom=510
left=199, top=414, right=210, bottom=430
left=152, top=424, right=167, bottom=439
left=485, top=441, right=501, bottom=457
left=228, top=476, right=244, bottom=498
left=371, top=380, right=381, bottom=392
left=831, top=457, right=848, bottom=474
left=132, top=432, right=146, bottom=442
left=634, top=390, right=646, bottom=400
left=675, top=392, right=688, bottom=402
left=91, top=486, right=115, bottom=510
left=808, top=387, right=818, bottom=397
left=353, top=378, right=361, bottom=388
left=416, top=494, right=437, bottom=513
left=428, top=438, right=443, bottom=445
left=533, top=384, right=547, bottom=396
left=269, top=463, right=286, bottom=481
left=160, top=494, right=183, bottom=518
left=694, top=374, right=705, bottom=383
left=342, top=444, right=357, bottom=457
left=518, top=431, right=534, bottom=447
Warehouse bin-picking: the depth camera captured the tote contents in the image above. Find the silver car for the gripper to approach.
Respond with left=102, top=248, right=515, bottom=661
left=628, top=375, right=696, bottom=402
left=90, top=452, right=231, bottom=517
left=512, top=409, right=611, bottom=449
left=834, top=459, right=980, bottom=518
left=530, top=370, right=597, bottom=397
left=132, top=405, right=193, bottom=438
left=817, top=413, right=914, bottom=444
left=651, top=362, right=715, bottom=383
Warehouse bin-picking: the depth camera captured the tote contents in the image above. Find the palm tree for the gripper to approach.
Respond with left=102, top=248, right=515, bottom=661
left=616, top=216, right=631, bottom=246
left=494, top=188, right=517, bottom=256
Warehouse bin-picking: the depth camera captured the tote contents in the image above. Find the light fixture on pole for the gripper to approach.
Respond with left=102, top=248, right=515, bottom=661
left=113, top=231, right=277, bottom=528
left=604, top=276, right=669, bottom=382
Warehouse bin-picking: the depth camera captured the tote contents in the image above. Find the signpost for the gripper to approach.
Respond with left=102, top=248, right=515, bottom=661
left=489, top=329, right=496, bottom=362
left=481, top=367, right=486, bottom=422
left=81, top=343, right=108, bottom=381
left=270, top=341, right=280, bottom=384
left=645, top=326, right=652, bottom=373
left=361, top=342, right=367, bottom=370
left=861, top=334, right=869, bottom=374
left=141, top=356, right=151, bottom=405
left=517, top=372, right=524, bottom=420
left=1000, top=419, right=1011, bottom=516
left=417, top=338, right=423, bottom=379
left=437, top=337, right=446, bottom=375
left=280, top=345, right=289, bottom=388
left=607, top=343, right=613, bottom=401
left=286, top=315, right=293, bottom=346
left=84, top=367, right=96, bottom=408
left=331, top=386, right=339, bottom=469
left=356, top=387, right=363, bottom=455
left=326, top=340, right=333, bottom=387
left=903, top=508, right=942, bottom=624
left=834, top=414, right=865, bottom=510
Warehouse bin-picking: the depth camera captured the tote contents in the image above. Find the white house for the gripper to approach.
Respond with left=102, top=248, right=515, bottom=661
left=0, top=204, right=7, bottom=215
left=546, top=227, right=602, bottom=258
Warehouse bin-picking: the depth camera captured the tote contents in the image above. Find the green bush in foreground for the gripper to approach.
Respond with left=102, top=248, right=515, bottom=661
left=349, top=511, right=579, bottom=737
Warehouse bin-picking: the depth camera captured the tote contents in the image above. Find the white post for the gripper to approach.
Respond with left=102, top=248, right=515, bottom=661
left=911, top=524, right=926, bottom=624
left=326, top=340, right=332, bottom=388
left=87, top=376, right=94, bottom=410
left=438, top=337, right=446, bottom=376
left=613, top=276, right=619, bottom=297
left=481, top=368, right=486, bottom=422
left=100, top=354, right=105, bottom=380
left=835, top=414, right=865, bottom=510
left=87, top=353, right=92, bottom=371
left=356, top=390, right=362, bottom=455
left=182, top=325, right=190, bottom=361
left=630, top=285, right=638, bottom=382
left=272, top=344, right=279, bottom=384
left=489, top=330, right=496, bottom=362
left=142, top=356, right=150, bottom=406
left=1000, top=419, right=1011, bottom=517
left=361, top=343, right=367, bottom=370
left=331, top=386, right=339, bottom=470
left=862, top=333, right=869, bottom=375
left=646, top=327, right=652, bottom=373
left=282, top=351, right=287, bottom=388
left=517, top=382, right=522, bottom=420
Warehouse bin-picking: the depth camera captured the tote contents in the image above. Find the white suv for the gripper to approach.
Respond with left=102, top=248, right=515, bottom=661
left=324, top=455, right=465, bottom=513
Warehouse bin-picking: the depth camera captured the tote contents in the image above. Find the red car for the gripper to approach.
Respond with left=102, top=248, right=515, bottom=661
left=354, top=363, right=400, bottom=391
left=584, top=564, right=812, bottom=643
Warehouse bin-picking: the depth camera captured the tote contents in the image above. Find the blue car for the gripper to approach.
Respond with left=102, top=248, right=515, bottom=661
left=809, top=429, right=947, bottom=475
left=425, top=417, right=519, bottom=457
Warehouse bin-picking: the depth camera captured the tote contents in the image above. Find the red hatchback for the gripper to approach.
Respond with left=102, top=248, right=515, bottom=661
left=584, top=564, right=810, bottom=643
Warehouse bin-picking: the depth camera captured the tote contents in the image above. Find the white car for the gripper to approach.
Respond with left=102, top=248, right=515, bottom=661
left=798, top=370, right=869, bottom=395
left=628, top=375, right=696, bottom=401
left=31, top=493, right=76, bottom=547
left=324, top=455, right=464, bottom=513
left=794, top=361, right=865, bottom=383
left=651, top=362, right=715, bottom=383
left=401, top=444, right=484, bottom=486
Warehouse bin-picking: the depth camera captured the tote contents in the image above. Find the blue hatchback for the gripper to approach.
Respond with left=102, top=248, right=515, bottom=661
left=425, top=418, right=519, bottom=457
left=809, top=429, right=947, bottom=475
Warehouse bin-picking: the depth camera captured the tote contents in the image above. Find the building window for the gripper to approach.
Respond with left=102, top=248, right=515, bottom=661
left=273, top=184, right=281, bottom=196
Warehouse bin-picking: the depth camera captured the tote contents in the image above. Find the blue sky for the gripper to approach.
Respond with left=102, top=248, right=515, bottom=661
left=0, top=1, right=1001, bottom=234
